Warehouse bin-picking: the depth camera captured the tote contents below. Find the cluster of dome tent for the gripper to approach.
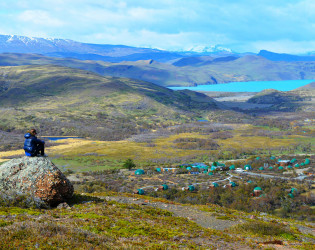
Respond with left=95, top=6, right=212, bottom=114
left=294, top=158, right=310, bottom=168
left=257, top=157, right=311, bottom=171
left=132, top=157, right=310, bottom=195
left=136, top=183, right=299, bottom=199
left=135, top=158, right=311, bottom=177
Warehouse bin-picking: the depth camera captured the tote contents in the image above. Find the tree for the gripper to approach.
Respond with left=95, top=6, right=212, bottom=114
left=123, top=158, right=136, bottom=170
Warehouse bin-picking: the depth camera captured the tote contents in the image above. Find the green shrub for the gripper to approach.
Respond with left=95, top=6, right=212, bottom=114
left=232, top=221, right=293, bottom=237
left=122, top=158, right=136, bottom=170
left=0, top=192, right=47, bottom=209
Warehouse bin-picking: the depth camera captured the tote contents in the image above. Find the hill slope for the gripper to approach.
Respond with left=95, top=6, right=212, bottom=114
left=247, top=89, right=304, bottom=104
left=296, top=81, right=315, bottom=90
left=1, top=53, right=315, bottom=87
left=0, top=65, right=222, bottom=140
left=246, top=88, right=315, bottom=112
left=258, top=50, right=315, bottom=62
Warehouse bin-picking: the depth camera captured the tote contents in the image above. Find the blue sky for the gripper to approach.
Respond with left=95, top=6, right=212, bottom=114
left=0, top=0, right=314, bottom=53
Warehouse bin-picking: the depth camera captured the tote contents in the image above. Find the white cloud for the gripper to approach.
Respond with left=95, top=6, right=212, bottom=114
left=82, top=29, right=201, bottom=49
left=0, top=0, right=314, bottom=53
left=18, top=10, right=64, bottom=27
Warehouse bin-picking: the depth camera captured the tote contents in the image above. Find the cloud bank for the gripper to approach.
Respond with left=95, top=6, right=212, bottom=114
left=0, top=0, right=314, bottom=53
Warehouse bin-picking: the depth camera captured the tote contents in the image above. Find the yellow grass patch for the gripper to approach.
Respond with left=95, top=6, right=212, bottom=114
left=0, top=127, right=311, bottom=165
left=0, top=139, right=93, bottom=162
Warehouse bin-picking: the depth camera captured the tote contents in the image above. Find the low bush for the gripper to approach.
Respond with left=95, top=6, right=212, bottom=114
left=173, top=137, right=219, bottom=150
left=231, top=221, right=294, bottom=238
left=0, top=191, right=48, bottom=209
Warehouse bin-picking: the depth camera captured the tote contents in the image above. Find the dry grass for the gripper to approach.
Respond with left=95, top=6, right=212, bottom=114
left=1, top=124, right=313, bottom=167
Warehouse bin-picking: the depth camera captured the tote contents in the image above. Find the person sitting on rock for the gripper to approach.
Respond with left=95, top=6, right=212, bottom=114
left=23, top=129, right=46, bottom=157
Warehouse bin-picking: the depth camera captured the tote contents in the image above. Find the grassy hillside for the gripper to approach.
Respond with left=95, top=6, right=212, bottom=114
left=1, top=53, right=315, bottom=87
left=0, top=190, right=314, bottom=249
left=296, top=81, right=315, bottom=90
left=248, top=89, right=305, bottom=104
left=246, top=88, right=315, bottom=112
left=0, top=64, right=225, bottom=140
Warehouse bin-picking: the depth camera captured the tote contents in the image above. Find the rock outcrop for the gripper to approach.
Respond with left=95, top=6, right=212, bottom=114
left=0, top=157, right=74, bottom=206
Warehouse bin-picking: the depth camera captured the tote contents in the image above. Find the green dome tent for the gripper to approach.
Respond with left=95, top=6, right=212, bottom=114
left=247, top=180, right=253, bottom=184
left=259, top=167, right=264, bottom=170
left=305, top=159, right=310, bottom=165
left=288, top=193, right=294, bottom=198
left=287, top=166, right=293, bottom=169
left=156, top=168, right=161, bottom=173
left=295, top=163, right=300, bottom=168
left=186, top=167, right=192, bottom=171
left=291, top=188, right=298, bottom=194
left=188, top=185, right=195, bottom=191
left=290, top=158, right=297, bottom=163
left=229, top=165, right=235, bottom=170
left=212, top=182, right=219, bottom=187
left=230, top=181, right=237, bottom=187
left=254, top=187, right=262, bottom=191
left=278, top=166, right=284, bottom=170
left=162, top=184, right=169, bottom=190
left=269, top=166, right=273, bottom=170
left=256, top=157, right=261, bottom=160
left=244, top=165, right=252, bottom=170
left=270, top=156, right=276, bottom=160
left=300, top=163, right=305, bottom=167
left=208, top=172, right=214, bottom=176
left=210, top=166, right=217, bottom=171
left=135, top=169, right=145, bottom=175
left=137, top=189, right=144, bottom=195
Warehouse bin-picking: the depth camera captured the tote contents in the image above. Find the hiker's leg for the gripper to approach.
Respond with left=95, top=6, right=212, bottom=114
left=34, top=145, right=40, bottom=156
left=39, top=143, right=45, bottom=156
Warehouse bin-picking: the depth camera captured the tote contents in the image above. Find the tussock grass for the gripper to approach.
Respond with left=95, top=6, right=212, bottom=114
left=0, top=195, right=247, bottom=249
left=1, top=124, right=312, bottom=169
left=229, top=221, right=297, bottom=240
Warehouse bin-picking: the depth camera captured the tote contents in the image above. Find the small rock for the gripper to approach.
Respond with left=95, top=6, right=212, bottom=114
left=57, top=202, right=71, bottom=209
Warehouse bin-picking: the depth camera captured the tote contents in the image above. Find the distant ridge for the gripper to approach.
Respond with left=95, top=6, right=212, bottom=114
left=258, top=50, right=315, bottom=62
left=295, top=81, right=315, bottom=90
left=0, top=34, right=183, bottom=62
left=2, top=53, right=315, bottom=87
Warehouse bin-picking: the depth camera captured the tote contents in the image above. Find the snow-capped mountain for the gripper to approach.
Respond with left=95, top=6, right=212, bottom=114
left=0, top=35, right=82, bottom=53
left=0, top=34, right=184, bottom=62
left=181, top=44, right=233, bottom=54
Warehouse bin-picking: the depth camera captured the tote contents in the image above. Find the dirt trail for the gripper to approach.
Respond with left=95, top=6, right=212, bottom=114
left=97, top=195, right=315, bottom=249
left=100, top=195, right=240, bottom=231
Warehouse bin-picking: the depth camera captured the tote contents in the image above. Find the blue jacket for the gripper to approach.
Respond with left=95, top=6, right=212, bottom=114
left=23, top=133, right=45, bottom=156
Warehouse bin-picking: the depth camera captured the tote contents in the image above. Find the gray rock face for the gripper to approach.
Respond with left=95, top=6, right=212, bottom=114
left=0, top=157, right=74, bottom=206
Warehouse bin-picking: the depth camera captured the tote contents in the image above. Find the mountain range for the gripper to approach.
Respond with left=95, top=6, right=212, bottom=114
left=1, top=53, right=315, bottom=87
left=2, top=34, right=315, bottom=63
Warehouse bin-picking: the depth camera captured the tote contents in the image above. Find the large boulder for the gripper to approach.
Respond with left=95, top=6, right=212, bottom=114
left=0, top=157, right=74, bottom=206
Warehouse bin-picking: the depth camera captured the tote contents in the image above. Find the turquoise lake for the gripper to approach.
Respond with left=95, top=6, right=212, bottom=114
left=168, top=79, right=314, bottom=92
left=41, top=137, right=82, bottom=141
